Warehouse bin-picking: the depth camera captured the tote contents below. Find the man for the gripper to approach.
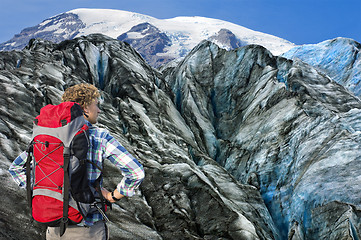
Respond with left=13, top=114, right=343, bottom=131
left=8, top=83, right=145, bottom=239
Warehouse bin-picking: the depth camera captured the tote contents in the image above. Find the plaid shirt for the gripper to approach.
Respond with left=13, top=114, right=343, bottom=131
left=8, top=121, right=145, bottom=226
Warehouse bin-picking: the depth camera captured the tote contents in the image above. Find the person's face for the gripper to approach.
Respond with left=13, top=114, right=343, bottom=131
left=83, top=99, right=101, bottom=124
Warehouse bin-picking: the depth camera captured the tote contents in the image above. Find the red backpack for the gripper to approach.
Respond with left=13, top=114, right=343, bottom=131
left=25, top=102, right=106, bottom=235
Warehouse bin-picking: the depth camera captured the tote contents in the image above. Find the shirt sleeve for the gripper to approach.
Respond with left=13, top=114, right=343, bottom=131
left=102, top=133, right=145, bottom=197
left=8, top=151, right=29, bottom=188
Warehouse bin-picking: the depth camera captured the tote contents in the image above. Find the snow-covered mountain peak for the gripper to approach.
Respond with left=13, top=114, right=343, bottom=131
left=68, top=8, right=156, bottom=37
left=70, top=8, right=294, bottom=51
left=0, top=8, right=296, bottom=67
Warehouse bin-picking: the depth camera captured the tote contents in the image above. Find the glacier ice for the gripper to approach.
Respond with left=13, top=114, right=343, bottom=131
left=283, top=37, right=361, bottom=97
left=165, top=40, right=361, bottom=239
left=1, top=34, right=361, bottom=239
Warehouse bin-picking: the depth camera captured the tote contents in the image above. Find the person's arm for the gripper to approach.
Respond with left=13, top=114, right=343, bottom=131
left=8, top=151, right=29, bottom=188
left=101, top=133, right=145, bottom=202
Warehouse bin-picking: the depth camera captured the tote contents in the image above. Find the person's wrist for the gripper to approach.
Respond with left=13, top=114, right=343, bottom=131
left=111, top=190, right=121, bottom=201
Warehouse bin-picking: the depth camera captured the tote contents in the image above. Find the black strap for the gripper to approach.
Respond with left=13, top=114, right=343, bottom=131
left=111, top=191, right=121, bottom=202
left=94, top=177, right=112, bottom=212
left=87, top=160, right=112, bottom=209
left=60, top=147, right=70, bottom=237
left=86, top=159, right=104, bottom=172
left=84, top=160, right=112, bottom=219
left=89, top=159, right=112, bottom=214
left=25, top=143, right=33, bottom=209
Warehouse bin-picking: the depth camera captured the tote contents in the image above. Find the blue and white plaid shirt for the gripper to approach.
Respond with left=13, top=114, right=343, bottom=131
left=8, top=121, right=145, bottom=226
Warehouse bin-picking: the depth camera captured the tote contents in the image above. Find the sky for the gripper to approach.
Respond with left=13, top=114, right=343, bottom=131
left=0, top=0, right=360, bottom=45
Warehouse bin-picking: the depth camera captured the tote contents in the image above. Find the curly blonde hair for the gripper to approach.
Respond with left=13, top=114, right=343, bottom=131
left=61, top=83, right=100, bottom=109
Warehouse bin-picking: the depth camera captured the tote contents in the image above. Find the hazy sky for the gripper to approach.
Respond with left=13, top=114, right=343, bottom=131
left=0, top=0, right=360, bottom=45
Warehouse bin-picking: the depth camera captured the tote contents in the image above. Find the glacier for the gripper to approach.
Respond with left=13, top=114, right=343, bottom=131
left=282, top=37, right=361, bottom=97
left=0, top=34, right=361, bottom=239
left=164, top=40, right=361, bottom=239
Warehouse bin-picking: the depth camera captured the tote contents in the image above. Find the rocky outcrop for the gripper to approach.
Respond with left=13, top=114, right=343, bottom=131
left=208, top=29, right=246, bottom=50
left=0, top=13, right=84, bottom=51
left=117, top=23, right=173, bottom=68
left=1, top=34, right=361, bottom=239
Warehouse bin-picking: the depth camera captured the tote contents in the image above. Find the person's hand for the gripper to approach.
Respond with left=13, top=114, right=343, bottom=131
left=101, top=188, right=124, bottom=203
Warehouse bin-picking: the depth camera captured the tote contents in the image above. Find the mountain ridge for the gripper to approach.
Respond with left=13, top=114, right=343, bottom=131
left=0, top=8, right=295, bottom=67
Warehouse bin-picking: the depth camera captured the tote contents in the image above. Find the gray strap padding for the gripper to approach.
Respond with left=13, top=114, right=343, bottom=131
left=32, top=116, right=85, bottom=147
left=33, top=189, right=79, bottom=211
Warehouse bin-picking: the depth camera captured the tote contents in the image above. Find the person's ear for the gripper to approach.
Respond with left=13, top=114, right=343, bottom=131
left=83, top=106, right=89, bottom=118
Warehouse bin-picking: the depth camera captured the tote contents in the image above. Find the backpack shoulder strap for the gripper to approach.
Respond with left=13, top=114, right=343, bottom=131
left=25, top=142, right=34, bottom=209
left=60, top=146, right=71, bottom=236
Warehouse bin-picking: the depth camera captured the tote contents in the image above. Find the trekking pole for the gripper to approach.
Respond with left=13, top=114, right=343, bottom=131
left=94, top=204, right=110, bottom=222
